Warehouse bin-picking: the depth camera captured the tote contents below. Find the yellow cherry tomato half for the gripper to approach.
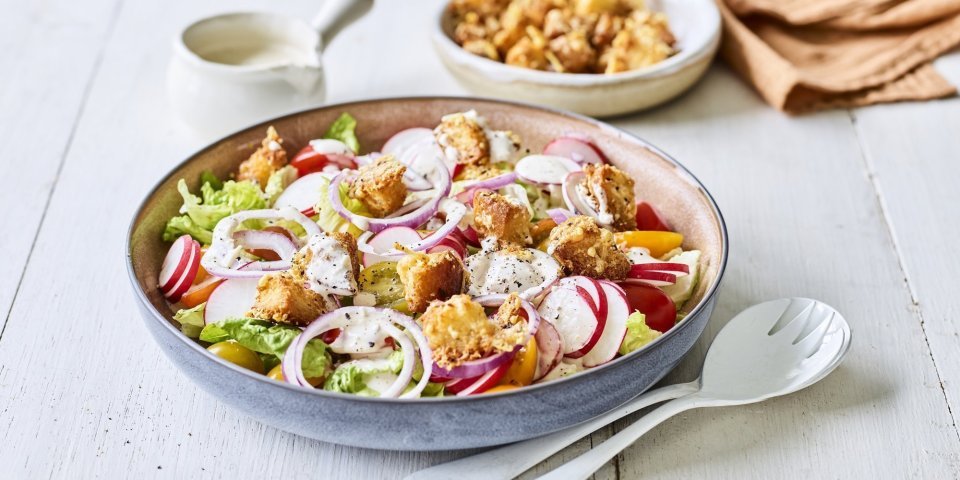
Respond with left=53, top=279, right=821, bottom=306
left=207, top=342, right=265, bottom=374
left=266, top=364, right=324, bottom=387
left=615, top=231, right=683, bottom=258
left=498, top=337, right=538, bottom=388
left=484, top=384, right=520, bottom=394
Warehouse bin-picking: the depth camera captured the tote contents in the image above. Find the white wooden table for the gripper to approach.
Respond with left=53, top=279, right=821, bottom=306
left=3, top=0, right=959, bottom=478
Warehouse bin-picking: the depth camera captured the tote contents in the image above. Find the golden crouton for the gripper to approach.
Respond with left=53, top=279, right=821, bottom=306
left=420, top=294, right=526, bottom=368
left=492, top=292, right=528, bottom=338
left=455, top=164, right=506, bottom=181
left=599, top=11, right=674, bottom=74
left=247, top=272, right=330, bottom=326
left=396, top=250, right=467, bottom=313
left=290, top=232, right=361, bottom=286
left=472, top=191, right=532, bottom=245
left=505, top=35, right=550, bottom=70
left=580, top=163, right=637, bottom=231
left=530, top=217, right=558, bottom=246
left=347, top=156, right=408, bottom=218
left=592, top=12, right=624, bottom=48
left=237, top=126, right=287, bottom=188
left=434, top=112, right=491, bottom=167
left=547, top=215, right=630, bottom=280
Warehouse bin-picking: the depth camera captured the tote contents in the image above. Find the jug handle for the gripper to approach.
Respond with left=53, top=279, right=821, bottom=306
left=311, top=0, right=373, bottom=48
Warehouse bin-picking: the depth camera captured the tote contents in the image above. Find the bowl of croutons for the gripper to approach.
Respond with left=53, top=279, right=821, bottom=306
left=434, top=0, right=721, bottom=117
left=127, top=97, right=727, bottom=450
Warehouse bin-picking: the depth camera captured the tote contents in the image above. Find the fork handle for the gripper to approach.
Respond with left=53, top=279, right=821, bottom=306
left=404, top=382, right=698, bottom=480
left=536, top=394, right=705, bottom=480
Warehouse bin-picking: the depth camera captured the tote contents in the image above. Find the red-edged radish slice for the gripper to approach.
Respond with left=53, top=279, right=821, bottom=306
left=274, top=172, right=329, bottom=217
left=382, top=127, right=433, bottom=154
left=556, top=277, right=609, bottom=358
left=426, top=235, right=467, bottom=259
left=533, top=319, right=563, bottom=381
left=543, top=137, right=606, bottom=165
left=203, top=276, right=261, bottom=325
left=361, top=226, right=422, bottom=267
left=159, top=235, right=196, bottom=294
left=625, top=270, right=679, bottom=287
left=515, top=155, right=582, bottom=185
left=449, top=360, right=512, bottom=396
left=164, top=240, right=202, bottom=302
left=581, top=281, right=630, bottom=367
left=537, top=285, right=604, bottom=356
left=630, top=263, right=689, bottom=274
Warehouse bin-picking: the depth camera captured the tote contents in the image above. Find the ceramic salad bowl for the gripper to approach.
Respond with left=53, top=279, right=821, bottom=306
left=126, top=97, right=727, bottom=451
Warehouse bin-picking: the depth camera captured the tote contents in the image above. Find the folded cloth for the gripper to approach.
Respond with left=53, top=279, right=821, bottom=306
left=718, top=0, right=960, bottom=112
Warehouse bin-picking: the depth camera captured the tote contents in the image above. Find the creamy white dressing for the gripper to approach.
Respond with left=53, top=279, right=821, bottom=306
left=465, top=247, right=560, bottom=298
left=499, top=184, right=534, bottom=217
left=487, top=130, right=519, bottom=163
left=579, top=180, right=613, bottom=225
left=625, top=247, right=654, bottom=265
left=309, top=138, right=353, bottom=155
left=268, top=140, right=282, bottom=152
left=329, top=312, right=393, bottom=355
left=300, top=233, right=358, bottom=295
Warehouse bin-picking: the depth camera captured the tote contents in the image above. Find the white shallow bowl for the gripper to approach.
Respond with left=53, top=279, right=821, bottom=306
left=432, top=0, right=721, bottom=117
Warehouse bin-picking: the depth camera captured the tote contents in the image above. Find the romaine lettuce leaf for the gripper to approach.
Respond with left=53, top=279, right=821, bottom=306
left=173, top=303, right=205, bottom=338
left=164, top=178, right=267, bottom=245
left=619, top=312, right=662, bottom=355
left=199, top=318, right=331, bottom=377
left=324, top=112, right=360, bottom=153
left=324, top=351, right=445, bottom=397
left=264, top=165, right=299, bottom=206
left=313, top=175, right=369, bottom=237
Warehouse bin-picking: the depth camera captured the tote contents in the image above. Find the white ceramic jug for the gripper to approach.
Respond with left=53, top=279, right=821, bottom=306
left=167, top=0, right=364, bottom=134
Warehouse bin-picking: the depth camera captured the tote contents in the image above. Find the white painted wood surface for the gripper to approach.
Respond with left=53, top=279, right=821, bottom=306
left=1, top=1, right=958, bottom=478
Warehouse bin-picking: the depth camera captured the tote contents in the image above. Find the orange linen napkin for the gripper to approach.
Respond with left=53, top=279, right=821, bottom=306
left=718, top=0, right=960, bottom=112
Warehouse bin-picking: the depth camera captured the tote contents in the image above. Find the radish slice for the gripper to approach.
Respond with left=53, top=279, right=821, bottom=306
left=534, top=318, right=563, bottom=381
left=203, top=277, right=261, bottom=325
left=515, top=155, right=582, bottom=185
left=360, top=226, right=422, bottom=267
left=426, top=235, right=467, bottom=259
left=164, top=239, right=202, bottom=302
left=383, top=128, right=446, bottom=190
left=556, top=277, right=608, bottom=359
left=543, top=137, right=606, bottom=165
left=626, top=269, right=679, bottom=287
left=274, top=172, right=330, bottom=216
left=581, top=281, right=631, bottom=367
left=630, top=263, right=690, bottom=274
left=159, top=235, right=195, bottom=294
left=450, top=360, right=513, bottom=396
left=537, top=284, right=604, bottom=356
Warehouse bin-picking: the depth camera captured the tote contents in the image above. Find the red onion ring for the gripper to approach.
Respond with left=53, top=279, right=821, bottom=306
left=232, top=230, right=299, bottom=259
left=201, top=208, right=320, bottom=279
left=329, top=157, right=452, bottom=234
left=430, top=295, right=541, bottom=379
left=355, top=200, right=467, bottom=257
left=546, top=208, right=575, bottom=225
left=452, top=172, right=519, bottom=204
left=281, top=307, right=433, bottom=398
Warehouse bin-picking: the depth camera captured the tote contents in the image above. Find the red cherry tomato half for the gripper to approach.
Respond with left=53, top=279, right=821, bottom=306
left=617, top=282, right=676, bottom=333
left=320, top=328, right=341, bottom=344
left=635, top=201, right=671, bottom=232
left=291, top=145, right=357, bottom=176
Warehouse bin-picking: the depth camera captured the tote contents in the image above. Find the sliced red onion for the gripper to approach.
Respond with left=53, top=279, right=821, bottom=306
left=386, top=197, right=430, bottom=218
left=201, top=208, right=320, bottom=279
left=431, top=295, right=541, bottom=379
left=233, top=230, right=299, bottom=259
left=546, top=208, right=575, bottom=225
left=626, top=270, right=679, bottom=286
left=281, top=307, right=433, bottom=398
left=452, top=172, right=519, bottom=204
left=629, top=263, right=690, bottom=274
left=354, top=152, right=382, bottom=166
left=329, top=157, right=451, bottom=234
left=355, top=200, right=467, bottom=259
left=561, top=171, right=614, bottom=228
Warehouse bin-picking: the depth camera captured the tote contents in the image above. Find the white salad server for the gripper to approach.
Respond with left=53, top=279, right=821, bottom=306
left=407, top=297, right=851, bottom=480
left=167, top=0, right=370, bottom=134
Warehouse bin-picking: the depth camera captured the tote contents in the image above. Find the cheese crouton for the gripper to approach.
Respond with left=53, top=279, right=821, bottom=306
left=580, top=163, right=637, bottom=231
left=434, top=112, right=490, bottom=166
left=247, top=272, right=331, bottom=326
left=348, top=156, right=408, bottom=218
left=547, top=215, right=630, bottom=280
left=397, top=250, right=467, bottom=313
left=420, top=294, right=525, bottom=368
left=472, top=191, right=532, bottom=245
left=237, top=126, right=287, bottom=188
